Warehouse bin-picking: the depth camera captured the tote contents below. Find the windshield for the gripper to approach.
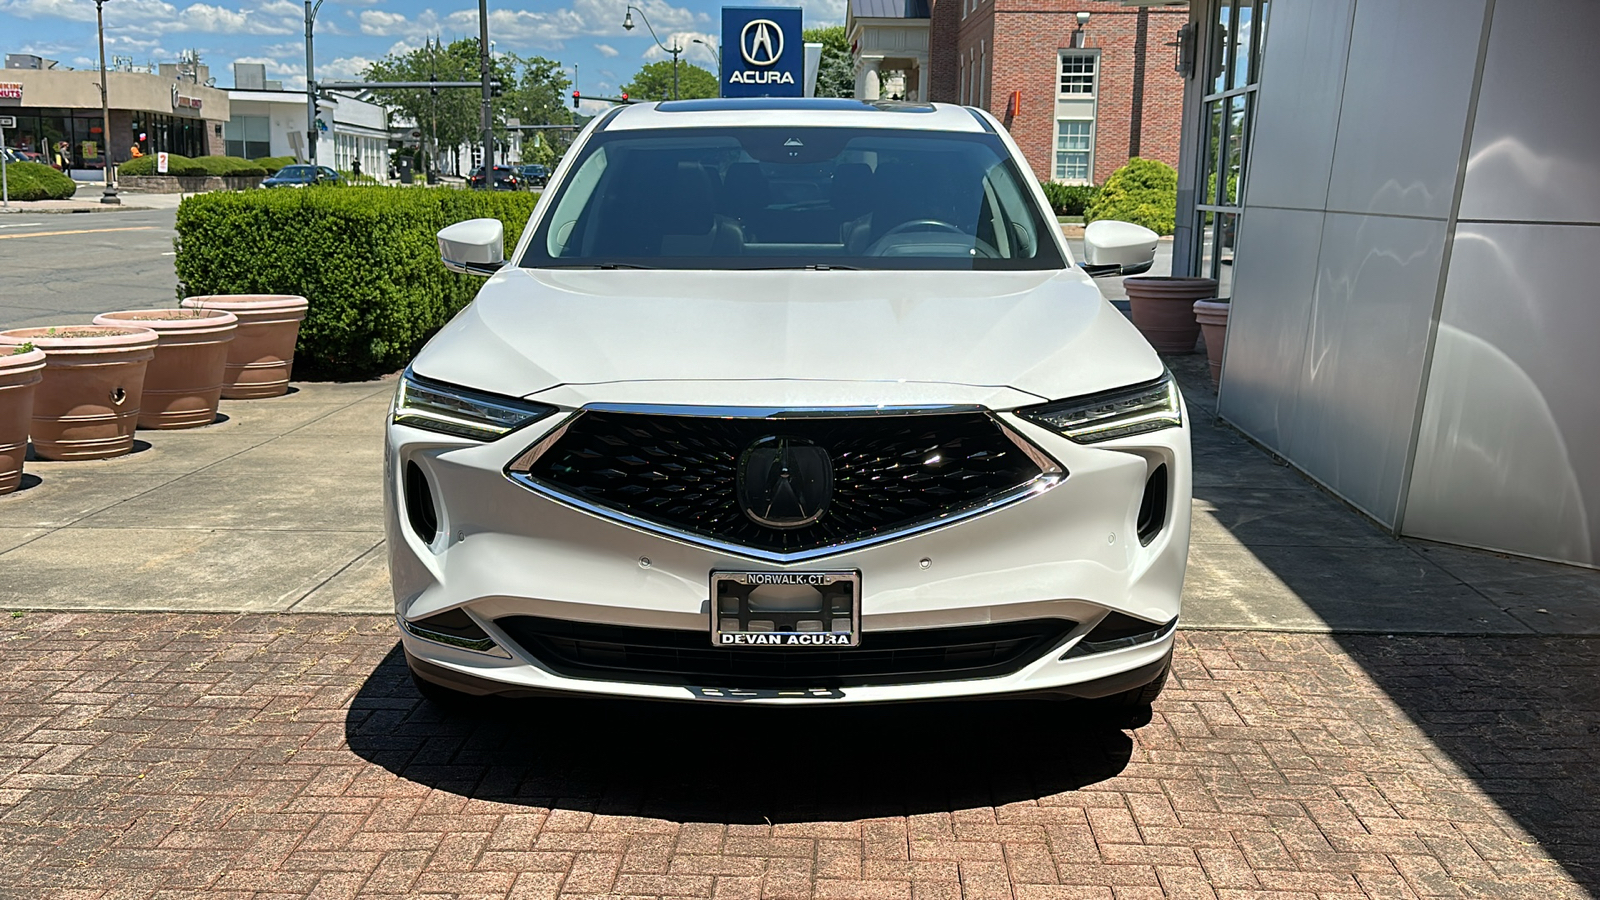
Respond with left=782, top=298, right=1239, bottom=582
left=278, top=166, right=314, bottom=180
left=521, top=126, right=1064, bottom=271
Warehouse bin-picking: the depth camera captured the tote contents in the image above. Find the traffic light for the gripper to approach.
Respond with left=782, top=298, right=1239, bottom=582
left=572, top=90, right=580, bottom=109
left=490, top=79, right=503, bottom=98
left=620, top=91, right=628, bottom=102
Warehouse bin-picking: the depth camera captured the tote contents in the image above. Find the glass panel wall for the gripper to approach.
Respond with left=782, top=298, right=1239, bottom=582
left=1193, top=0, right=1270, bottom=298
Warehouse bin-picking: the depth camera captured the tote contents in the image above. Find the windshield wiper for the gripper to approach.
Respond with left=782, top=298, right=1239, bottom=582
left=746, top=264, right=865, bottom=271
left=539, top=263, right=659, bottom=270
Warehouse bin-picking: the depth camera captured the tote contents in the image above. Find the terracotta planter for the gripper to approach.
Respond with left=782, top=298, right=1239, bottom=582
left=0, top=347, right=47, bottom=493
left=0, top=326, right=159, bottom=461
left=1123, top=277, right=1218, bottom=354
left=93, top=309, right=239, bottom=429
left=180, top=294, right=309, bottom=399
left=1193, top=299, right=1231, bottom=387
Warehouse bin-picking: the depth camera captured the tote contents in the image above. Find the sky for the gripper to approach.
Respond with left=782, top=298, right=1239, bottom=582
left=0, top=0, right=845, bottom=113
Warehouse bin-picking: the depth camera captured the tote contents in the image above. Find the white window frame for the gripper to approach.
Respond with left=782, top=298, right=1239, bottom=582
left=1058, top=51, right=1098, bottom=97
left=1053, top=119, right=1094, bottom=184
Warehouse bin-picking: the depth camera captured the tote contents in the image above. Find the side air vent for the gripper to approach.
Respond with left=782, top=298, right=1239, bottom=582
left=404, top=460, right=440, bottom=545
left=404, top=608, right=498, bottom=653
left=1136, top=463, right=1169, bottom=546
left=1062, top=612, right=1177, bottom=659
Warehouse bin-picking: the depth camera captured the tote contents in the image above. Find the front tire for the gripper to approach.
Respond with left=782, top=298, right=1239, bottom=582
left=1094, top=650, right=1171, bottom=727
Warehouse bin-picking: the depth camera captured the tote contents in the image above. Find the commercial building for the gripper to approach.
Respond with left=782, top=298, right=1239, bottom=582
left=1, top=54, right=229, bottom=166
left=1167, top=0, right=1600, bottom=569
left=223, top=88, right=389, bottom=179
left=846, top=0, right=1187, bottom=184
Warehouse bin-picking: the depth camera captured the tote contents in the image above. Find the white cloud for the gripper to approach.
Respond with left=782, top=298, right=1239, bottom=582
left=593, top=43, right=617, bottom=57
left=320, top=54, right=374, bottom=78
left=640, top=29, right=715, bottom=65
left=358, top=9, right=415, bottom=35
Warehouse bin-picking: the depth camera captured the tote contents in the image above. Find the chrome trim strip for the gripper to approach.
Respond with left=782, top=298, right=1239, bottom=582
left=401, top=617, right=510, bottom=656
left=506, top=470, right=1062, bottom=564
left=576, top=402, right=989, bottom=419
left=1060, top=616, right=1178, bottom=660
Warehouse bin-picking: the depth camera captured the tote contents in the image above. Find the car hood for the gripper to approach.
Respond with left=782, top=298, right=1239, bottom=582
left=411, top=267, right=1163, bottom=409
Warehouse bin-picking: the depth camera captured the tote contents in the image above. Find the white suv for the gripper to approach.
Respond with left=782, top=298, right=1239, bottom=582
left=387, top=99, right=1190, bottom=713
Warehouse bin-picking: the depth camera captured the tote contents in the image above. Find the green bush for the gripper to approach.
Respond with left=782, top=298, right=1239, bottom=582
left=1083, top=157, right=1177, bottom=235
left=175, top=187, right=541, bottom=378
left=191, top=155, right=267, bottom=178
left=251, top=156, right=297, bottom=175
left=3, top=161, right=78, bottom=201
left=1039, top=181, right=1101, bottom=217
left=118, top=153, right=207, bottom=177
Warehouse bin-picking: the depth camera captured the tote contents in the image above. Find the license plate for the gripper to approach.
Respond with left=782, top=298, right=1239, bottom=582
left=710, top=571, right=860, bottom=648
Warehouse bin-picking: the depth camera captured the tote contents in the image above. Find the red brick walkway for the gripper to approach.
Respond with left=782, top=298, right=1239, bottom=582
left=0, top=613, right=1595, bottom=899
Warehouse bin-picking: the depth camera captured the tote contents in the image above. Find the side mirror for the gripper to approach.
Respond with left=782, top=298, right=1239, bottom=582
left=1079, top=220, right=1158, bottom=277
left=438, top=218, right=506, bottom=276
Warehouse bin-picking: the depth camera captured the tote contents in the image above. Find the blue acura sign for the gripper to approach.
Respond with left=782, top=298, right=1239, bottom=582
left=721, top=7, right=803, bottom=98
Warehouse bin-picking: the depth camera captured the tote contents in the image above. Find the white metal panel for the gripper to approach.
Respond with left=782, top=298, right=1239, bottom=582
left=1403, top=222, right=1600, bottom=566
left=1240, top=0, right=1354, bottom=212
left=1283, top=212, right=1446, bottom=525
left=1459, top=0, right=1600, bottom=226
left=1214, top=207, right=1325, bottom=452
left=1324, top=0, right=1485, bottom=220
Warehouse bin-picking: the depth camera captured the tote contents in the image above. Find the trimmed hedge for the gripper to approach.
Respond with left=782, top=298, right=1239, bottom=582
left=118, top=153, right=207, bottom=177
left=1084, top=157, right=1177, bottom=235
left=175, top=187, right=540, bottom=378
left=1039, top=181, right=1100, bottom=217
left=251, top=156, right=297, bottom=175
left=192, top=155, right=267, bottom=177
left=3, top=161, right=78, bottom=201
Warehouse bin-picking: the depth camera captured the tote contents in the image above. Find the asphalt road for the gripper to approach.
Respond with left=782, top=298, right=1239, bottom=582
left=0, top=207, right=180, bottom=330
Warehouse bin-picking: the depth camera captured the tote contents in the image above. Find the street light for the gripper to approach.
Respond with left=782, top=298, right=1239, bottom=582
left=622, top=6, right=681, bottom=100
left=304, top=0, right=326, bottom=165
left=692, top=37, right=721, bottom=71
left=94, top=0, right=119, bottom=204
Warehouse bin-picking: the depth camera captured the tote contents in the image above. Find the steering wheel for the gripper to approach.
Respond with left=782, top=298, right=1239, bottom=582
left=879, top=218, right=964, bottom=238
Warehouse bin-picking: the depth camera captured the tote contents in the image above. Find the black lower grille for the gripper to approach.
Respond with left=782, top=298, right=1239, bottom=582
left=496, top=616, right=1075, bottom=688
left=511, top=410, right=1050, bottom=556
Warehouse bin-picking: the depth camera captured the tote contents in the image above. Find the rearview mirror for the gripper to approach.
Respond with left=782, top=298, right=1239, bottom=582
left=438, top=218, right=506, bottom=276
left=1079, top=220, right=1158, bottom=277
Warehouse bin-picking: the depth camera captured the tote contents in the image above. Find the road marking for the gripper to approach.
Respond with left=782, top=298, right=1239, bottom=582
left=0, top=225, right=157, bottom=240
left=0, top=222, right=45, bottom=228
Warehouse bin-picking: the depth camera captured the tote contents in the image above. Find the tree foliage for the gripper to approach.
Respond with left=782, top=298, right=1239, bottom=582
left=622, top=60, right=719, bottom=101
left=805, top=26, right=855, bottom=99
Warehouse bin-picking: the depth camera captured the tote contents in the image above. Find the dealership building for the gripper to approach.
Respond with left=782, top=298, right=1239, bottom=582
left=1158, top=0, right=1600, bottom=569
left=1, top=55, right=230, bottom=165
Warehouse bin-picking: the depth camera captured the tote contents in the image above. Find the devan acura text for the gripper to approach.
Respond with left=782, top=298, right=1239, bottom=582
left=387, top=98, right=1190, bottom=713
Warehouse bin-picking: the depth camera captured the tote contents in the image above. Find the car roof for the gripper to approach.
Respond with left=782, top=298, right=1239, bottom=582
left=603, top=99, right=989, bottom=134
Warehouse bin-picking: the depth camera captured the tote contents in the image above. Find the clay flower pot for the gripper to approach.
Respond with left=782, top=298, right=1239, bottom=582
left=93, top=309, right=239, bottom=429
left=1193, top=299, right=1231, bottom=387
left=1123, top=277, right=1218, bottom=354
left=180, top=294, right=309, bottom=399
left=0, top=346, right=47, bottom=494
left=0, top=326, right=159, bottom=461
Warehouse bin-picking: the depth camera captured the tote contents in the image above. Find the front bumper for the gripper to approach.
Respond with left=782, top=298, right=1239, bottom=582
left=385, top=404, right=1191, bottom=706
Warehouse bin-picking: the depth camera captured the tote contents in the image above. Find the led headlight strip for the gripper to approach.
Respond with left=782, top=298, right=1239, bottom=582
left=393, top=369, right=556, bottom=441
left=1017, top=372, right=1182, bottom=444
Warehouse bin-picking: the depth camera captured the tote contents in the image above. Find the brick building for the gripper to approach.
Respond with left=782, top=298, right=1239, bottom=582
left=850, top=0, right=1187, bottom=184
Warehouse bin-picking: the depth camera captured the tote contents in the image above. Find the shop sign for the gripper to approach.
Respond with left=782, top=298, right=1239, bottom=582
left=170, top=84, right=203, bottom=112
left=0, top=82, right=22, bottom=105
left=721, top=7, right=803, bottom=98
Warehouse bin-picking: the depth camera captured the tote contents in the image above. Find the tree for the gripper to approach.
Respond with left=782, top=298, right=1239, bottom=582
left=622, top=60, right=719, bottom=101
left=804, top=26, right=855, bottom=99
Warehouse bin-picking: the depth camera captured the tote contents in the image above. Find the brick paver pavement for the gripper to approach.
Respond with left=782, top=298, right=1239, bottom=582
left=1, top=613, right=1596, bottom=900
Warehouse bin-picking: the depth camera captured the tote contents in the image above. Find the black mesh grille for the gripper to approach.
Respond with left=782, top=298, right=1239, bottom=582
left=514, top=411, right=1048, bottom=555
left=497, top=616, right=1075, bottom=688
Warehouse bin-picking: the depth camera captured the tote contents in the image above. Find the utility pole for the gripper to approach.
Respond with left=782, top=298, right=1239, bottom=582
left=304, top=0, right=325, bottom=165
left=94, top=0, right=120, bottom=204
left=477, top=0, right=494, bottom=186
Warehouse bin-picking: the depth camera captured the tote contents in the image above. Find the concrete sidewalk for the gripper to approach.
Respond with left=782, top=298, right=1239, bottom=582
left=0, top=192, right=185, bottom=214
left=1, top=359, right=1597, bottom=634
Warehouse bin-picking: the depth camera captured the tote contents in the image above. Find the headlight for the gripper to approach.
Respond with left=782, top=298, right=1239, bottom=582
left=393, top=369, right=556, bottom=441
left=1016, top=372, right=1182, bottom=444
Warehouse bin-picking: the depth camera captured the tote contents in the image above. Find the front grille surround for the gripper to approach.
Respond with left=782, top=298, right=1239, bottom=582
left=506, top=406, right=1064, bottom=563
left=497, top=615, right=1077, bottom=688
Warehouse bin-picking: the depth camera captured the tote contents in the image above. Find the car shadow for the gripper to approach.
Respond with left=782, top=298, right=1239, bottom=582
left=344, top=644, right=1135, bottom=824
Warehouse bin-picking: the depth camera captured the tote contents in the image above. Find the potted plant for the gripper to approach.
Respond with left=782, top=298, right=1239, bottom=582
left=0, top=343, right=46, bottom=494
left=1193, top=298, right=1230, bottom=386
left=1122, top=276, right=1218, bottom=354
left=0, top=326, right=159, bottom=461
left=93, top=308, right=239, bottom=429
left=180, top=295, right=309, bottom=399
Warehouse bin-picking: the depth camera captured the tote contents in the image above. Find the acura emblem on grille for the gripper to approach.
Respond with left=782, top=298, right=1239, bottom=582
left=737, top=436, right=832, bottom=529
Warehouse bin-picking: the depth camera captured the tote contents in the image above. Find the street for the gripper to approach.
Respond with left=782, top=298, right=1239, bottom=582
left=0, top=207, right=180, bottom=329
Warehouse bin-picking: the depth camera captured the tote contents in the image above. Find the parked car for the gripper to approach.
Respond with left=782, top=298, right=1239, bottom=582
left=518, top=163, right=548, bottom=187
left=393, top=98, right=1184, bottom=714
left=259, top=164, right=337, bottom=188
left=467, top=165, right=521, bottom=191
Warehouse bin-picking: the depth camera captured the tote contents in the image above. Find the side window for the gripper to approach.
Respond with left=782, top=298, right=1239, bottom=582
left=545, top=146, right=609, bottom=257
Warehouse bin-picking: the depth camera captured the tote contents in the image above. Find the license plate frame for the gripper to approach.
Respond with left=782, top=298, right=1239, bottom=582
left=710, top=570, right=861, bottom=648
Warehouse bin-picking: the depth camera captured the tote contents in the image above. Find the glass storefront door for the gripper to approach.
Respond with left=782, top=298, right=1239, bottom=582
left=1192, top=0, right=1270, bottom=300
